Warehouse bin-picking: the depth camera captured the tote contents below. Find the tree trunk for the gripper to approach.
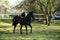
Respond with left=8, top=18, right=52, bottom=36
left=48, top=15, right=52, bottom=26
left=45, top=15, right=49, bottom=26
left=45, top=14, right=52, bottom=26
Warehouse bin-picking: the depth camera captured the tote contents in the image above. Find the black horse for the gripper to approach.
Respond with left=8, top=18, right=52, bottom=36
left=12, top=12, right=35, bottom=35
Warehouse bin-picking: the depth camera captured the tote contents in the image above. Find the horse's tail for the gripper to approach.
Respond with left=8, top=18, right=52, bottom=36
left=12, top=15, right=18, bottom=26
left=12, top=16, right=17, bottom=25
left=12, top=17, right=15, bottom=26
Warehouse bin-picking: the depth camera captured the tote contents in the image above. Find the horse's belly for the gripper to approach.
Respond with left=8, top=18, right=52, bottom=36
left=20, top=21, right=29, bottom=25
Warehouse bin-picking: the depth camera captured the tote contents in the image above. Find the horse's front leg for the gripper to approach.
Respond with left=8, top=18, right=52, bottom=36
left=20, top=25, right=23, bottom=34
left=25, top=25, right=28, bottom=35
left=29, top=24, right=32, bottom=33
left=13, top=24, right=17, bottom=33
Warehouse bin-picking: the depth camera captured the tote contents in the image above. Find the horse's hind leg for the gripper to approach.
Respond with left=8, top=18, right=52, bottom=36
left=25, top=25, right=28, bottom=35
left=29, top=24, right=32, bottom=33
left=20, top=25, right=23, bottom=34
left=13, top=24, right=17, bottom=33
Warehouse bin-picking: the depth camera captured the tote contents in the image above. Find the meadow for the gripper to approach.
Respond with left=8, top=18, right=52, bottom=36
left=0, top=19, right=60, bottom=40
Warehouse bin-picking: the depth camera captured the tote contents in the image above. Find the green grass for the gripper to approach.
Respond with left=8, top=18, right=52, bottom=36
left=0, top=19, right=60, bottom=40
left=0, top=19, right=12, bottom=23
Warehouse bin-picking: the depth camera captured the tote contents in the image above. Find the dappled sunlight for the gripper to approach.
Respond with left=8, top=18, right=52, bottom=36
left=0, top=21, right=60, bottom=31
left=48, top=26, right=60, bottom=31
left=8, top=0, right=23, bottom=7
left=0, top=22, right=12, bottom=26
left=0, top=21, right=60, bottom=40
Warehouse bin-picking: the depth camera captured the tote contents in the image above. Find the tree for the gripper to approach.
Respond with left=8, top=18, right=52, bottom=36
left=13, top=0, right=60, bottom=26
left=14, top=0, right=38, bottom=12
left=36, top=0, right=60, bottom=26
left=0, top=0, right=9, bottom=18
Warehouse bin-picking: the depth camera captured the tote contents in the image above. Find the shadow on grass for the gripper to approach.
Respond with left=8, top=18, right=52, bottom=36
left=0, top=28, right=60, bottom=40
left=0, top=28, right=60, bottom=36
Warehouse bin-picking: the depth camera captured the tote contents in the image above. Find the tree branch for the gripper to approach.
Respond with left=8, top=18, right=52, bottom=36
left=53, top=7, right=60, bottom=14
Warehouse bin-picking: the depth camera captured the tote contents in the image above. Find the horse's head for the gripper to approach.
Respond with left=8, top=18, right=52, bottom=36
left=27, top=12, right=35, bottom=20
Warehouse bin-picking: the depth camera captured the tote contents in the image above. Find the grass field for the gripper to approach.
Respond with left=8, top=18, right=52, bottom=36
left=0, top=19, right=60, bottom=40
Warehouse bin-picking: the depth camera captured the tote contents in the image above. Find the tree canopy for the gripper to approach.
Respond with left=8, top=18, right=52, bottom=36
left=14, top=0, right=60, bottom=26
left=14, top=0, right=60, bottom=14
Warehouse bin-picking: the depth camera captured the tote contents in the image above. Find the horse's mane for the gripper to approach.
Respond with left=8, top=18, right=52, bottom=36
left=26, top=12, right=33, bottom=17
left=21, top=12, right=25, bottom=17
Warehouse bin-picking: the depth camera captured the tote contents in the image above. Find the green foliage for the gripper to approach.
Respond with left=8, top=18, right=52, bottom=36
left=15, top=0, right=60, bottom=15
